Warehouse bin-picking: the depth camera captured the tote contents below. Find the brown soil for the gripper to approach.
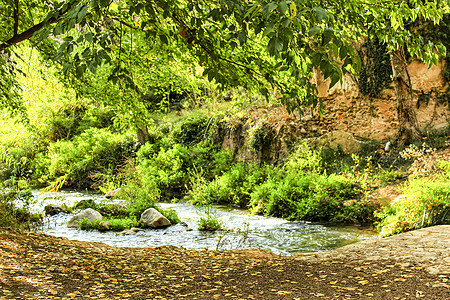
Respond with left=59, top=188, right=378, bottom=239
left=1, top=227, right=449, bottom=300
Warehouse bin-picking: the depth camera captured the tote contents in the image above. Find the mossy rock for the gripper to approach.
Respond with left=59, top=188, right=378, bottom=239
left=74, top=199, right=97, bottom=210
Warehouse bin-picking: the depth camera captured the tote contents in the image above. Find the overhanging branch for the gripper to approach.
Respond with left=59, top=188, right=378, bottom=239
left=0, top=2, right=76, bottom=52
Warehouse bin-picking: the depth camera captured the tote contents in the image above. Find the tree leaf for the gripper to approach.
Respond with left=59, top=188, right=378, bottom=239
left=237, top=32, right=247, bottom=45
left=159, top=34, right=168, bottom=44
left=88, top=61, right=97, bottom=74
left=77, top=5, right=88, bottom=23
left=313, top=6, right=328, bottom=22
left=339, top=46, right=348, bottom=60
left=278, top=2, right=288, bottom=15
left=85, top=32, right=93, bottom=43
left=322, top=28, right=334, bottom=45
left=75, top=64, right=87, bottom=78
left=268, top=36, right=283, bottom=56
left=308, top=26, right=321, bottom=37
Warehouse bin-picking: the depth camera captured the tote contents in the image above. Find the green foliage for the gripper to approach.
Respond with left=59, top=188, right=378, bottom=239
left=1, top=0, right=449, bottom=126
left=175, top=116, right=213, bottom=146
left=357, top=37, right=392, bottom=97
left=197, top=205, right=223, bottom=232
left=118, top=179, right=159, bottom=219
left=0, top=188, right=42, bottom=229
left=188, top=143, right=376, bottom=224
left=97, top=203, right=129, bottom=219
left=46, top=102, right=115, bottom=141
left=36, top=128, right=135, bottom=190
left=248, top=122, right=275, bottom=152
left=376, top=164, right=450, bottom=237
left=248, top=145, right=377, bottom=223
left=159, top=207, right=180, bottom=225
left=0, top=50, right=27, bottom=121
left=74, top=199, right=98, bottom=210
left=248, top=171, right=370, bottom=223
left=135, top=134, right=229, bottom=201
left=189, top=162, right=273, bottom=207
left=78, top=217, right=142, bottom=232
left=416, top=14, right=450, bottom=85
left=0, top=137, right=40, bottom=182
left=136, top=143, right=189, bottom=201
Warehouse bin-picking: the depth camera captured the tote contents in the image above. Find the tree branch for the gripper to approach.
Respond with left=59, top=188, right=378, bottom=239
left=0, top=2, right=75, bottom=52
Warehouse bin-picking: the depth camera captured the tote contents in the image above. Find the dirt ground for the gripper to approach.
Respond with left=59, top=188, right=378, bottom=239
left=0, top=226, right=449, bottom=300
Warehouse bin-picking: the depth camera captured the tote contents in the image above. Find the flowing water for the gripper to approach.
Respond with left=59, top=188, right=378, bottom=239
left=31, top=190, right=377, bottom=256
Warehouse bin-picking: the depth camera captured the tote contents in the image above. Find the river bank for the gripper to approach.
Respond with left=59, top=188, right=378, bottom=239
left=1, top=225, right=448, bottom=299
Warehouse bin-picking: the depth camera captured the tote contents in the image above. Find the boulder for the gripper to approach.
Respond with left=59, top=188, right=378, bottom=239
left=67, top=208, right=103, bottom=228
left=44, top=205, right=65, bottom=216
left=116, top=227, right=144, bottom=236
left=140, top=208, right=171, bottom=228
left=105, top=188, right=122, bottom=199
left=74, top=199, right=96, bottom=209
left=98, top=221, right=112, bottom=231
left=317, top=130, right=361, bottom=154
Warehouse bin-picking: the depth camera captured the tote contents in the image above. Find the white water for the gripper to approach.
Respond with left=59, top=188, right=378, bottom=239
left=32, top=190, right=376, bottom=256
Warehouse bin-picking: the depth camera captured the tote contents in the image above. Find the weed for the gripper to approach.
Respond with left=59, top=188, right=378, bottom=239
left=197, top=205, right=223, bottom=231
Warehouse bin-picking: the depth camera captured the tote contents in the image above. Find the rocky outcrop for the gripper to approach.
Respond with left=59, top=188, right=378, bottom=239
left=44, top=205, right=65, bottom=216
left=98, top=221, right=112, bottom=231
left=67, top=208, right=103, bottom=228
left=116, top=227, right=144, bottom=235
left=217, top=57, right=449, bottom=165
left=140, top=208, right=171, bottom=228
left=316, top=130, right=361, bottom=153
left=312, top=60, right=449, bottom=141
left=74, top=199, right=96, bottom=209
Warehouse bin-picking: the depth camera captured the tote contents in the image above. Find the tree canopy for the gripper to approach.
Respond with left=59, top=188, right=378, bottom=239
left=1, top=0, right=449, bottom=132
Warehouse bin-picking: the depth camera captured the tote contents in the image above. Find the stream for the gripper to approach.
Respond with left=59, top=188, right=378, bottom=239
left=30, top=190, right=377, bottom=256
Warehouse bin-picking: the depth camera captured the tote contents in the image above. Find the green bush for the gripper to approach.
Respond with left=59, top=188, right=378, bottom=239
left=47, top=103, right=116, bottom=142
left=118, top=179, right=160, bottom=218
left=197, top=205, right=223, bottom=231
left=376, top=166, right=450, bottom=237
left=174, top=116, right=211, bottom=146
left=189, top=162, right=272, bottom=207
left=0, top=188, right=42, bottom=229
left=136, top=143, right=189, bottom=200
left=78, top=216, right=142, bottom=231
left=158, top=207, right=180, bottom=224
left=36, top=128, right=135, bottom=190
left=136, top=139, right=229, bottom=201
left=248, top=145, right=375, bottom=223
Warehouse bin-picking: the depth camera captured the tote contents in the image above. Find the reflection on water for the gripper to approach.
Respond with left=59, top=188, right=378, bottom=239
left=32, top=190, right=377, bottom=256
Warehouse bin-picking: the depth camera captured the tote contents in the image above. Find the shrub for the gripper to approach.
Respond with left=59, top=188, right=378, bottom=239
left=78, top=217, right=142, bottom=231
left=376, top=163, right=450, bottom=237
left=136, top=144, right=189, bottom=200
left=248, top=145, right=375, bottom=223
left=189, top=162, right=273, bottom=207
left=174, top=116, right=211, bottom=146
left=159, top=208, right=181, bottom=224
left=0, top=188, right=42, bottom=229
left=197, top=205, right=223, bottom=231
left=136, top=139, right=229, bottom=201
left=37, top=128, right=135, bottom=190
left=118, top=179, right=160, bottom=218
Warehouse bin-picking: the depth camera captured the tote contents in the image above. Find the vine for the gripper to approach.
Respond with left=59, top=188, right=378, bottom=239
left=357, top=36, right=392, bottom=97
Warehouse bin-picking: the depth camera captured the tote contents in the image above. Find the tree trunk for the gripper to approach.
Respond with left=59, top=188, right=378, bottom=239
left=390, top=46, right=421, bottom=146
left=137, top=124, right=150, bottom=144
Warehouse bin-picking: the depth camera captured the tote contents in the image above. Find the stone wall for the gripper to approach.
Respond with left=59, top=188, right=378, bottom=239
left=312, top=61, right=450, bottom=140
left=219, top=60, right=450, bottom=164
